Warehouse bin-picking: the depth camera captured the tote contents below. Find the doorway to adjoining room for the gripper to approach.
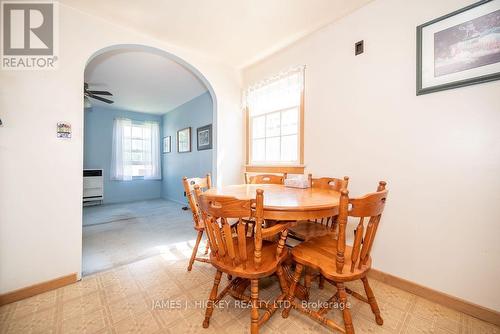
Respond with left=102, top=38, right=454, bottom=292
left=82, top=45, right=216, bottom=276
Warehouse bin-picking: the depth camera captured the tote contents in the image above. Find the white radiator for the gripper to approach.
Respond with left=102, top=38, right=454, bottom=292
left=83, top=169, right=103, bottom=204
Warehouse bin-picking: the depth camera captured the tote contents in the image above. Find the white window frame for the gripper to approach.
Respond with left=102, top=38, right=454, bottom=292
left=248, top=107, right=302, bottom=165
left=127, top=122, right=150, bottom=178
left=245, top=66, right=304, bottom=166
left=111, top=118, right=161, bottom=181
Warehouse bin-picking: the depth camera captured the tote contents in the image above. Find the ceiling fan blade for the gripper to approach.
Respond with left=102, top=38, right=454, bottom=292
left=89, top=90, right=113, bottom=96
left=88, top=93, right=114, bottom=104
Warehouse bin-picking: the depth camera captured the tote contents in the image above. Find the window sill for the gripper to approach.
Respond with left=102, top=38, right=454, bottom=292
left=244, top=164, right=305, bottom=174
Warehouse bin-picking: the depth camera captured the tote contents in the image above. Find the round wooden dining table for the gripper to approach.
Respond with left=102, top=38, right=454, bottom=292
left=203, top=183, right=341, bottom=220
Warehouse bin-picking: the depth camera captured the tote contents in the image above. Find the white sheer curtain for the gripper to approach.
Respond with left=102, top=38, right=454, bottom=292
left=143, top=121, right=161, bottom=180
left=111, top=118, right=133, bottom=181
left=111, top=118, right=161, bottom=181
left=244, top=65, right=304, bottom=116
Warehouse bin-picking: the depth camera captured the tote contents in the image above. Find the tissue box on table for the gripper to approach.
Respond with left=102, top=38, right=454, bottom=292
left=284, top=176, right=310, bottom=189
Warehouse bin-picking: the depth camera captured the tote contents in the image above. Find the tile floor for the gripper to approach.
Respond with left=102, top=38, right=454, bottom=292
left=1, top=241, right=498, bottom=334
left=83, top=199, right=196, bottom=275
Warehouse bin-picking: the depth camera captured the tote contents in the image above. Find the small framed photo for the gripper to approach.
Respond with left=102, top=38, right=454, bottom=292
left=177, top=127, right=191, bottom=153
left=197, top=124, right=212, bottom=151
left=417, top=0, right=500, bottom=95
left=163, top=136, right=171, bottom=153
left=57, top=122, right=72, bottom=139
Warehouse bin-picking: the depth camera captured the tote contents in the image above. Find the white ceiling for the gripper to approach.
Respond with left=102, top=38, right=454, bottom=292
left=62, top=0, right=373, bottom=68
left=84, top=49, right=208, bottom=114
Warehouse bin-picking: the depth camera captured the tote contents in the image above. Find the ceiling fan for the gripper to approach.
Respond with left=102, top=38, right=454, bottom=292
left=84, top=82, right=114, bottom=104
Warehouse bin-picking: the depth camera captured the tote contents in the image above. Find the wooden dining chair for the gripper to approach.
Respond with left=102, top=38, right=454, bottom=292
left=182, top=174, right=212, bottom=271
left=282, top=181, right=388, bottom=334
left=195, top=187, right=290, bottom=334
left=288, top=175, right=349, bottom=241
left=245, top=173, right=286, bottom=185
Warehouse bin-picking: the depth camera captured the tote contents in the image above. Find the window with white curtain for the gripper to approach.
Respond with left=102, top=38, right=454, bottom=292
left=111, top=118, right=161, bottom=180
left=245, top=66, right=304, bottom=165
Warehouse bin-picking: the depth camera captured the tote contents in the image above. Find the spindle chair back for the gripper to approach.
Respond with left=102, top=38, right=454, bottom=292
left=195, top=187, right=290, bottom=334
left=245, top=173, right=286, bottom=185
left=283, top=181, right=389, bottom=334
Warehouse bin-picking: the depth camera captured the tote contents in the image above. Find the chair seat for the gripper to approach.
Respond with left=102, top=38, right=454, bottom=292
left=210, top=238, right=288, bottom=279
left=291, top=234, right=371, bottom=282
left=288, top=220, right=336, bottom=241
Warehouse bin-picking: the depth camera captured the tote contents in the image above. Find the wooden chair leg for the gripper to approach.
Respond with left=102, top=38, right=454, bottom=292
left=188, top=230, right=203, bottom=271
left=275, top=265, right=289, bottom=293
left=203, top=270, right=222, bottom=328
left=304, top=268, right=312, bottom=301
left=337, top=282, right=354, bottom=334
left=204, top=239, right=210, bottom=255
left=250, top=279, right=260, bottom=334
left=282, top=263, right=304, bottom=319
left=319, top=274, right=325, bottom=289
left=361, top=276, right=383, bottom=325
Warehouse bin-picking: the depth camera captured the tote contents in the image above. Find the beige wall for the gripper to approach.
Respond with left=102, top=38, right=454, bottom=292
left=244, top=0, right=500, bottom=311
left=0, top=4, right=243, bottom=294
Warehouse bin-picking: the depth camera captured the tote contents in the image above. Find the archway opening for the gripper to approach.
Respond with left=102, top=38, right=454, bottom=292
left=82, top=44, right=217, bottom=275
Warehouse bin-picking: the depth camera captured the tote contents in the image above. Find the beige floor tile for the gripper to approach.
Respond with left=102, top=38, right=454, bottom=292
left=165, top=311, right=222, bottom=334
left=154, top=293, right=200, bottom=327
left=60, top=308, right=108, bottom=334
left=60, top=291, right=104, bottom=320
left=184, top=280, right=214, bottom=302
left=112, top=310, right=161, bottom=334
left=105, top=293, right=150, bottom=325
left=373, top=281, right=416, bottom=311
left=411, top=297, right=462, bottom=333
left=173, top=268, right=214, bottom=291
left=0, top=303, right=13, bottom=326
left=2, top=307, right=57, bottom=334
left=277, top=309, right=335, bottom=334
left=402, top=313, right=464, bottom=334
left=354, top=313, right=395, bottom=333
left=97, top=267, right=134, bottom=288
left=144, top=279, right=186, bottom=308
left=101, top=279, right=142, bottom=304
left=464, top=315, right=500, bottom=334
left=60, top=277, right=100, bottom=302
left=413, top=297, right=461, bottom=321
left=1, top=241, right=497, bottom=334
left=137, top=272, right=173, bottom=291
left=357, top=300, right=406, bottom=332
left=8, top=290, right=57, bottom=321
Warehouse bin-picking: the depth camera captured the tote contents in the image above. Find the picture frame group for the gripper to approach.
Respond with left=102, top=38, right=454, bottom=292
left=163, top=123, right=213, bottom=153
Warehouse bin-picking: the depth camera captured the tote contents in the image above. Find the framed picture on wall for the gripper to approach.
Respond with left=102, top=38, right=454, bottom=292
left=197, top=124, right=212, bottom=151
left=177, top=127, right=191, bottom=153
left=163, top=136, right=171, bottom=153
left=417, top=0, right=500, bottom=95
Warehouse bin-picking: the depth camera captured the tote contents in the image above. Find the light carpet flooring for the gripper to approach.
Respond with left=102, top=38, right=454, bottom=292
left=0, top=242, right=498, bottom=334
left=83, top=199, right=196, bottom=275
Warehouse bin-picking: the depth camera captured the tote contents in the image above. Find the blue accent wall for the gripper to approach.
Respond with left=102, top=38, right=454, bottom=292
left=84, top=107, right=162, bottom=204
left=161, top=92, right=213, bottom=204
